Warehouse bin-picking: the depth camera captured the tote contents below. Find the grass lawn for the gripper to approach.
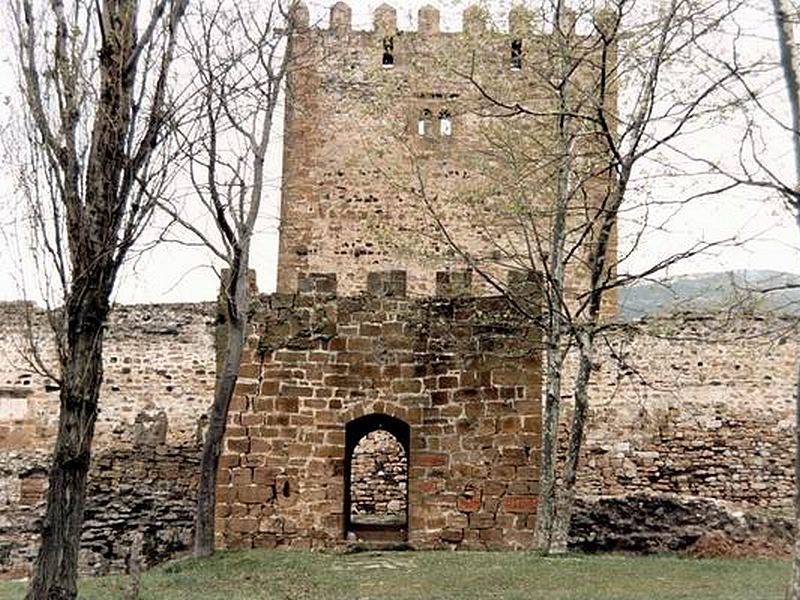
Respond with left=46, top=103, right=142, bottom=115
left=0, top=550, right=790, bottom=600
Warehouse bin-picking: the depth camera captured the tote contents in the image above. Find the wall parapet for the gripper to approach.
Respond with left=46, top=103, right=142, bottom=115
left=291, top=1, right=614, bottom=37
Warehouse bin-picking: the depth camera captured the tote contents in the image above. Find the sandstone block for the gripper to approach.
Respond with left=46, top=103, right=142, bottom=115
left=502, top=495, right=537, bottom=514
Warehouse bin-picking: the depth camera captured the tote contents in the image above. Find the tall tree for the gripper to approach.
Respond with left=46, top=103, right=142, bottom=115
left=374, top=0, right=750, bottom=553
left=159, top=0, right=297, bottom=557
left=8, top=0, right=188, bottom=597
left=766, top=1, right=800, bottom=596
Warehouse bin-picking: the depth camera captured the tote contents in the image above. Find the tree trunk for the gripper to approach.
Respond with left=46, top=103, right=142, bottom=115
left=194, top=273, right=247, bottom=557
left=533, top=338, right=565, bottom=552
left=770, top=4, right=800, bottom=595
left=26, top=295, right=108, bottom=600
left=533, top=11, right=574, bottom=549
left=550, top=329, right=594, bottom=553
left=534, top=4, right=575, bottom=554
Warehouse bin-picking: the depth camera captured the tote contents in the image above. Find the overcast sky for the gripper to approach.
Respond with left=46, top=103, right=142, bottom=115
left=0, top=0, right=797, bottom=305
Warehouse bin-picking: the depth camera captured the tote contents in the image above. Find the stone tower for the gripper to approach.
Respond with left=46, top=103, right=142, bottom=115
left=277, top=2, right=617, bottom=306
left=213, top=0, right=616, bottom=552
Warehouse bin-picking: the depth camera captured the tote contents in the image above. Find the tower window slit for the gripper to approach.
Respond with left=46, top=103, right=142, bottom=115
left=383, top=37, right=395, bottom=68
left=511, top=39, right=523, bottom=70
left=439, top=110, right=452, bottom=136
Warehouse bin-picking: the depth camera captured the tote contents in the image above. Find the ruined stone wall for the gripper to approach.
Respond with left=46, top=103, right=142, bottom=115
left=2, top=294, right=799, bottom=573
left=1, top=444, right=200, bottom=579
left=0, top=302, right=216, bottom=451
left=575, top=313, right=799, bottom=509
left=350, top=430, right=407, bottom=524
left=278, top=3, right=617, bottom=315
left=215, top=270, right=543, bottom=550
left=0, top=301, right=216, bottom=578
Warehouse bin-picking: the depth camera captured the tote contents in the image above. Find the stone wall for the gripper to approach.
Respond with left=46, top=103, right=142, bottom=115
left=1, top=443, right=200, bottom=579
left=0, top=301, right=216, bottom=578
left=215, top=270, right=543, bottom=550
left=1, top=294, right=799, bottom=574
left=277, top=2, right=617, bottom=316
left=576, top=313, right=798, bottom=508
left=0, top=301, right=216, bottom=452
left=350, top=430, right=407, bottom=524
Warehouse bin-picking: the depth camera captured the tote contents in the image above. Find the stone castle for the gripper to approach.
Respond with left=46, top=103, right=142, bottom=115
left=215, top=1, right=615, bottom=549
left=0, top=2, right=796, bottom=577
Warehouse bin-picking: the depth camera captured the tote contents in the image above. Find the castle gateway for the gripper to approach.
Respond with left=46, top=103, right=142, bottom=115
left=215, top=2, right=615, bottom=549
left=214, top=270, right=542, bottom=549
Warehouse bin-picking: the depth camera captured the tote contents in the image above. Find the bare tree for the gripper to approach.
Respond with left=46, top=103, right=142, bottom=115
left=542, top=0, right=747, bottom=552
left=373, top=0, right=751, bottom=553
left=159, top=0, right=297, bottom=558
left=7, top=0, right=188, bottom=597
left=765, top=1, right=800, bottom=596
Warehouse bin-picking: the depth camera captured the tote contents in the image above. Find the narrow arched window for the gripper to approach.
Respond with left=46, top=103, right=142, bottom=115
left=418, top=109, right=432, bottom=136
left=511, top=39, right=523, bottom=70
left=439, top=110, right=452, bottom=136
left=383, top=37, right=395, bottom=68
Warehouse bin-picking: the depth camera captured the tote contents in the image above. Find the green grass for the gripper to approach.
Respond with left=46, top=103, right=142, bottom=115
left=0, top=550, right=791, bottom=600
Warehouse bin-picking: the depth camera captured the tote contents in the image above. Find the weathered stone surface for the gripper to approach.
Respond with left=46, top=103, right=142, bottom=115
left=0, top=444, right=199, bottom=578
left=0, top=302, right=214, bottom=578
left=1, top=0, right=795, bottom=578
left=570, top=494, right=792, bottom=556
left=564, top=313, right=800, bottom=509
left=216, top=271, right=542, bottom=550
left=2, top=296, right=800, bottom=573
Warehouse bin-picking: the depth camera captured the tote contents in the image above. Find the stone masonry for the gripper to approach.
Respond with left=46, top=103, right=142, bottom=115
left=215, top=270, right=543, bottom=550
left=0, top=301, right=216, bottom=578
left=350, top=429, right=408, bottom=525
left=568, top=313, right=800, bottom=509
left=277, top=2, right=617, bottom=314
left=1, top=299, right=800, bottom=575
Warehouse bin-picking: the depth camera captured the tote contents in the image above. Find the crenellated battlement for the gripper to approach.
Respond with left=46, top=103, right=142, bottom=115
left=289, top=1, right=616, bottom=38
left=290, top=269, right=540, bottom=304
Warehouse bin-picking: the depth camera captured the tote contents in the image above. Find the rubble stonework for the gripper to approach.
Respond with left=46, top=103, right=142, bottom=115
left=567, top=313, right=800, bottom=508
left=350, top=429, right=408, bottom=524
left=214, top=270, right=543, bottom=550
left=0, top=301, right=216, bottom=453
left=570, top=494, right=793, bottom=555
left=0, top=302, right=215, bottom=578
left=0, top=444, right=200, bottom=579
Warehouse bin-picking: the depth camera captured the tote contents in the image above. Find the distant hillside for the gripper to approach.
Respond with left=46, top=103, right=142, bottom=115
left=618, top=270, right=800, bottom=320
